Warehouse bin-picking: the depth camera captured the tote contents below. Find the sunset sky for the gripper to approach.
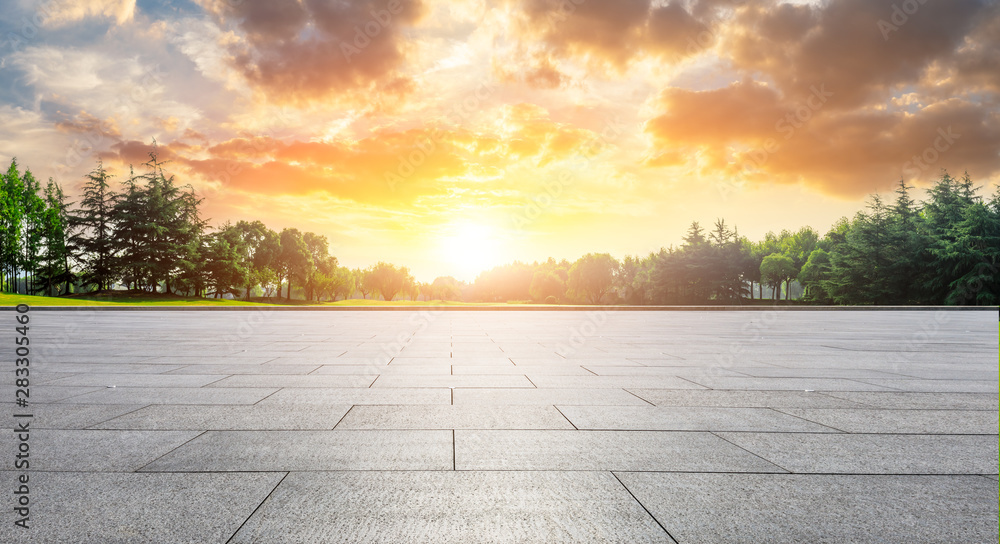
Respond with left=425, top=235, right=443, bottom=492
left=1, top=0, right=998, bottom=280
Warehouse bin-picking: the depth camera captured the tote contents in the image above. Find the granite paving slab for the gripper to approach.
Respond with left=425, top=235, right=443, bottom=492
left=92, top=404, right=353, bottom=430
left=455, top=430, right=787, bottom=472
left=558, top=406, right=840, bottom=432
left=615, top=472, right=999, bottom=544
left=336, top=405, right=575, bottom=430
left=229, top=471, right=674, bottom=544
left=22, top=429, right=200, bottom=471
left=777, top=408, right=999, bottom=434
left=0, top=471, right=285, bottom=544
left=56, top=386, right=279, bottom=405
left=141, top=430, right=453, bottom=471
left=717, top=432, right=999, bottom=474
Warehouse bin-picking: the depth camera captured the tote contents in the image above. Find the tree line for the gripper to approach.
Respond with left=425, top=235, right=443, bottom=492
left=1, top=153, right=997, bottom=305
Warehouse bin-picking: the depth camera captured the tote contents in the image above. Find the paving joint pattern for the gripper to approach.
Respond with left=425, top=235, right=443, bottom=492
left=1, top=309, right=996, bottom=543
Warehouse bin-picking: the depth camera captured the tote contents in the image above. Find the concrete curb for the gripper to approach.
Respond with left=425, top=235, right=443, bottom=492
left=2, top=305, right=997, bottom=311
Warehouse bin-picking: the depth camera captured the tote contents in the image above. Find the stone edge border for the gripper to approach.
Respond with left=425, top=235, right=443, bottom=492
left=1, top=305, right=997, bottom=312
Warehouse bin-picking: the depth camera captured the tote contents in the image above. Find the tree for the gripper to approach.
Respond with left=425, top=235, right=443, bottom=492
left=18, top=168, right=46, bottom=294
left=529, top=269, right=565, bottom=302
left=277, top=228, right=311, bottom=301
left=922, top=171, right=980, bottom=303
left=568, top=253, right=619, bottom=304
left=430, top=276, right=463, bottom=301
left=234, top=220, right=280, bottom=299
left=930, top=194, right=1000, bottom=305
left=35, top=179, right=74, bottom=295
left=368, top=261, right=413, bottom=301
left=354, top=267, right=375, bottom=299
left=202, top=224, right=249, bottom=298
left=68, top=161, right=117, bottom=291
left=798, top=248, right=832, bottom=303
left=109, top=149, right=205, bottom=294
left=760, top=254, right=795, bottom=301
left=0, top=160, right=23, bottom=291
left=326, top=266, right=356, bottom=301
left=140, top=150, right=204, bottom=294
left=301, top=232, right=332, bottom=301
left=473, top=262, right=534, bottom=302
left=825, top=196, right=896, bottom=304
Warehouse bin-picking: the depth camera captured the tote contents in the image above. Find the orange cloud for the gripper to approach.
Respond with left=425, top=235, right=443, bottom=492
left=500, top=0, right=713, bottom=77
left=722, top=0, right=988, bottom=108
left=645, top=81, right=1000, bottom=196
left=201, top=0, right=428, bottom=105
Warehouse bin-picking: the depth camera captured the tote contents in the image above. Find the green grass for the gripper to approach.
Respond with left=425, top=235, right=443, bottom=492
left=0, top=292, right=270, bottom=307
left=0, top=292, right=561, bottom=307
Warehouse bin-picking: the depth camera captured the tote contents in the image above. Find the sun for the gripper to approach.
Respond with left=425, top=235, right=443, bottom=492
left=436, top=221, right=504, bottom=281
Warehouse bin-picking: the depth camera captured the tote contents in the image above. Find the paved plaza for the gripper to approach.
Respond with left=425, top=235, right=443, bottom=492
left=2, top=309, right=998, bottom=543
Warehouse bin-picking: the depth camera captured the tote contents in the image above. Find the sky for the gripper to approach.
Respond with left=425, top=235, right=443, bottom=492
left=0, top=0, right=998, bottom=281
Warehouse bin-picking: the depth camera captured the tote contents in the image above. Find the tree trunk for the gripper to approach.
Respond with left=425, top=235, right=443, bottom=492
left=286, top=278, right=292, bottom=301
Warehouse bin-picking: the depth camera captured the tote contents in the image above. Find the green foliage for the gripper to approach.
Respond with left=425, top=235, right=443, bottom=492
left=529, top=269, right=566, bottom=302
left=567, top=253, right=619, bottom=304
left=474, top=262, right=534, bottom=302
left=4, top=156, right=994, bottom=307
left=34, top=179, right=74, bottom=295
left=277, top=228, right=311, bottom=300
left=368, top=261, right=414, bottom=301
left=760, top=254, right=795, bottom=300
left=430, top=276, right=463, bottom=301
left=798, top=248, right=832, bottom=302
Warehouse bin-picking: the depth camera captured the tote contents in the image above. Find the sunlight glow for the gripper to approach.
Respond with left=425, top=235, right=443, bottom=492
left=436, top=221, right=504, bottom=281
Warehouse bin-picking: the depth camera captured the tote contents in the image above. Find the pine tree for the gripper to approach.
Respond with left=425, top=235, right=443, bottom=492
left=0, top=160, right=24, bottom=292
left=35, top=179, right=74, bottom=295
left=825, top=196, right=895, bottom=304
left=68, top=161, right=118, bottom=291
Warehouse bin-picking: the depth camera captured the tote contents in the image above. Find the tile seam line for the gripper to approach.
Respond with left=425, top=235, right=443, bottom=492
left=610, top=471, right=679, bottom=543
left=767, top=407, right=851, bottom=433
left=223, top=471, right=290, bottom=544
left=708, top=430, right=793, bottom=474
left=134, top=430, right=209, bottom=472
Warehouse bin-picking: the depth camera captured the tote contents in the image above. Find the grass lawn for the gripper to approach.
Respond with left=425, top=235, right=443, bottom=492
left=0, top=292, right=556, bottom=307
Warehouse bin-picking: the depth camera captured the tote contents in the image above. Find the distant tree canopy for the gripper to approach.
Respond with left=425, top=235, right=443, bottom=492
left=2, top=155, right=997, bottom=306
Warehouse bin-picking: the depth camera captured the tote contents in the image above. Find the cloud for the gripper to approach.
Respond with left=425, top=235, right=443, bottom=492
left=199, top=0, right=429, bottom=105
left=42, top=0, right=136, bottom=26
left=498, top=0, right=715, bottom=79
left=644, top=81, right=1000, bottom=196
left=721, top=0, right=988, bottom=108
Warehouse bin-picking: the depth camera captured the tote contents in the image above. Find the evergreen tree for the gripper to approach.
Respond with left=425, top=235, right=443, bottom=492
left=922, top=171, right=980, bottom=302
left=18, top=168, right=46, bottom=294
left=1, top=160, right=24, bottom=292
left=68, top=162, right=118, bottom=291
left=35, top=179, right=74, bottom=295
left=825, top=196, right=895, bottom=304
